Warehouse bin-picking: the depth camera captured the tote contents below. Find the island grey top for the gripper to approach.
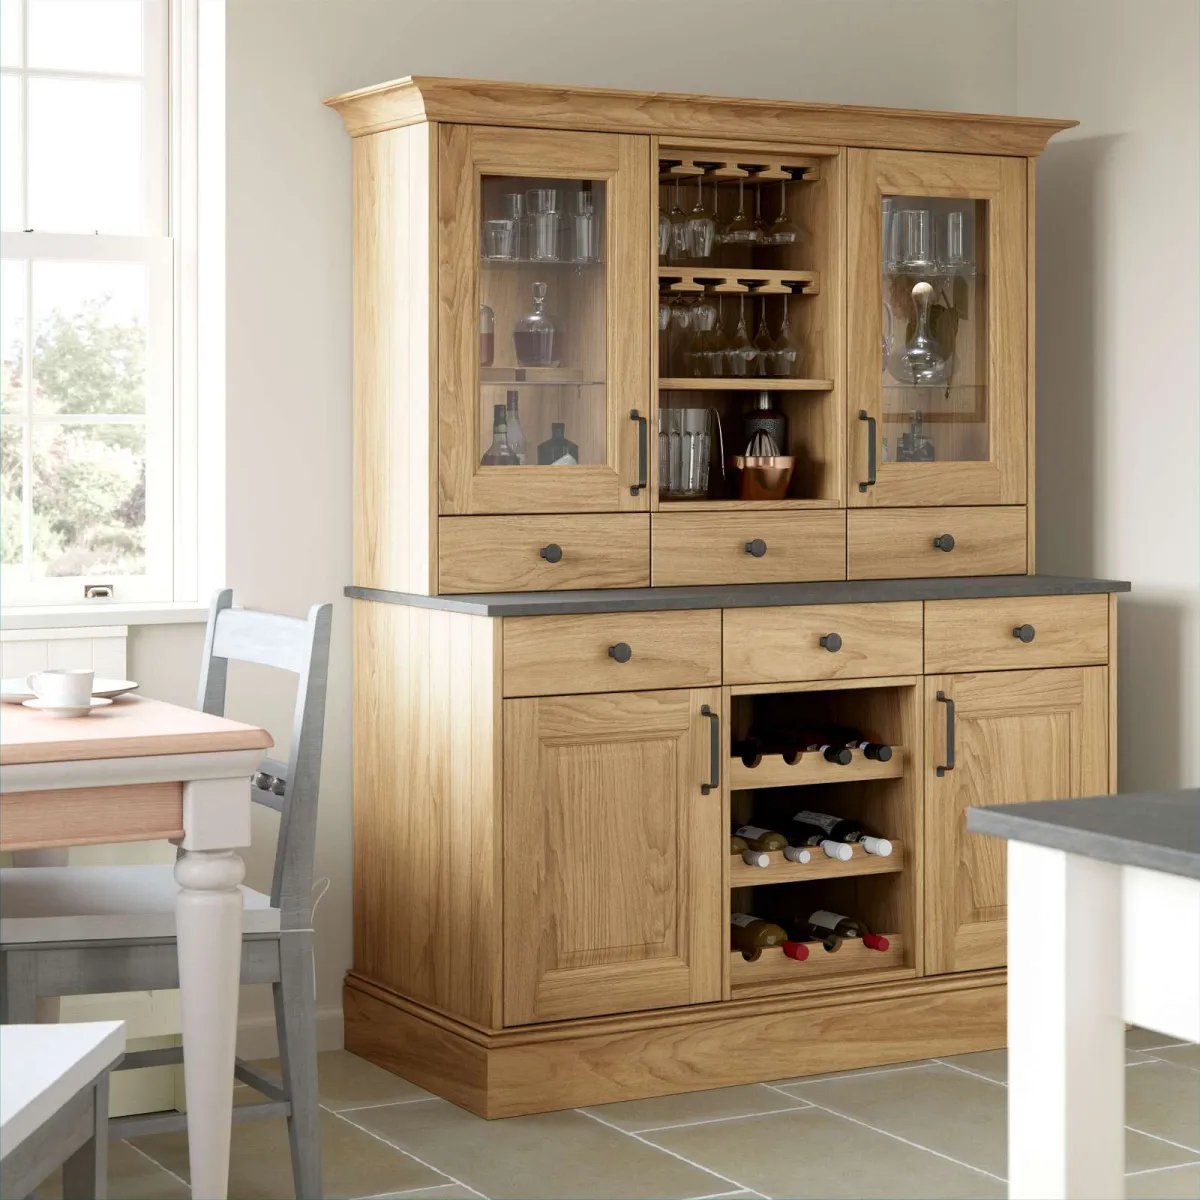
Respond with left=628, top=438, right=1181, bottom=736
left=969, top=790, right=1200, bottom=881
left=345, top=574, right=1130, bottom=617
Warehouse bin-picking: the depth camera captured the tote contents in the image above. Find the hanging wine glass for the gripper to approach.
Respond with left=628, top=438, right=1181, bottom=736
left=725, top=295, right=758, bottom=377
left=707, top=297, right=727, bottom=377
left=722, top=177, right=759, bottom=246
left=658, top=297, right=671, bottom=377
left=766, top=180, right=801, bottom=246
left=687, top=295, right=719, bottom=377
left=753, top=182, right=771, bottom=243
left=752, top=296, right=776, bottom=377
left=772, top=293, right=801, bottom=378
left=658, top=205, right=672, bottom=264
left=668, top=293, right=694, bottom=377
left=686, top=176, right=716, bottom=263
left=668, top=177, right=690, bottom=264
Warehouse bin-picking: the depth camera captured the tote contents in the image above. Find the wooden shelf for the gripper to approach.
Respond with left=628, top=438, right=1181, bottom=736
left=730, top=934, right=906, bottom=995
left=657, top=498, right=842, bottom=511
left=730, top=839, right=905, bottom=888
left=658, top=267, right=820, bottom=295
left=480, top=367, right=604, bottom=386
left=729, top=746, right=906, bottom=791
left=659, top=157, right=821, bottom=184
left=659, top=377, right=833, bottom=392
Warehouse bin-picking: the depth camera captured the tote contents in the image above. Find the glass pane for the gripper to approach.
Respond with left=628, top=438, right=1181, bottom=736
left=478, top=175, right=606, bottom=469
left=30, top=420, right=145, bottom=577
left=2, top=74, right=21, bottom=229
left=2, top=258, right=25, bottom=413
left=881, top=197, right=988, bottom=464
left=29, top=0, right=142, bottom=73
left=1, top=0, right=21, bottom=67
left=32, top=259, right=147, bottom=414
left=1, top=420, right=22, bottom=565
left=28, top=77, right=143, bottom=232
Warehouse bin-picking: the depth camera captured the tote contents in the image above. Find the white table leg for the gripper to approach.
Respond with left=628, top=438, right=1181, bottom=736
left=1008, top=841, right=1126, bottom=1200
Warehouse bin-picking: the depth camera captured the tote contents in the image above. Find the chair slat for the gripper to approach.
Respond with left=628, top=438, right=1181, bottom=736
left=212, top=608, right=311, bottom=672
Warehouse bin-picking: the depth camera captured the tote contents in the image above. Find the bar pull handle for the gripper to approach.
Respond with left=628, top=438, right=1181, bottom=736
left=936, top=690, right=956, bottom=777
left=630, top=409, right=648, bottom=495
left=858, top=410, right=876, bottom=492
left=700, top=704, right=720, bottom=795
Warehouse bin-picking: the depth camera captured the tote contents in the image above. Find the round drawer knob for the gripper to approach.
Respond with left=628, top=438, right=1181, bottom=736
left=608, top=643, right=633, bottom=664
left=819, top=632, right=842, bottom=653
left=744, top=538, right=767, bottom=558
left=932, top=533, right=956, bottom=552
left=1013, top=624, right=1036, bottom=643
left=539, top=543, right=563, bottom=563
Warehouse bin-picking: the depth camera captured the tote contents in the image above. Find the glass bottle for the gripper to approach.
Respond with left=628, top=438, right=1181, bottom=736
left=730, top=913, right=788, bottom=962
left=537, top=421, right=578, bottom=466
left=480, top=403, right=520, bottom=466
left=479, top=304, right=495, bottom=367
left=513, top=281, right=562, bottom=367
left=504, top=389, right=526, bottom=464
left=895, top=280, right=946, bottom=386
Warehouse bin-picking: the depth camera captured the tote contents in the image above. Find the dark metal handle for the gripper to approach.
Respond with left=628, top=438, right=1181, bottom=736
left=630, top=409, right=648, bottom=495
left=539, top=543, right=563, bottom=563
left=1013, top=624, right=1036, bottom=643
left=608, top=642, right=632, bottom=663
left=933, top=533, right=956, bottom=552
left=819, top=632, right=842, bottom=653
left=700, top=704, right=720, bottom=795
left=858, top=410, right=876, bottom=492
left=744, top=538, right=767, bottom=558
left=936, top=690, right=956, bottom=777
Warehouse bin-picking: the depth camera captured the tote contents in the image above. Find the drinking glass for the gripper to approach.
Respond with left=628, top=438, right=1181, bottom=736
left=938, top=210, right=971, bottom=273
left=722, top=177, right=759, bottom=245
left=686, top=177, right=716, bottom=263
left=668, top=178, right=690, bottom=264
left=724, top=295, right=757, bottom=376
left=667, top=293, right=693, bottom=376
left=502, top=192, right=527, bottom=259
left=658, top=206, right=672, bottom=262
left=570, top=188, right=601, bottom=263
left=525, top=188, right=559, bottom=215
left=772, top=294, right=801, bottom=377
left=482, top=218, right=517, bottom=261
left=752, top=296, right=776, bottom=376
left=687, top=296, right=719, bottom=377
left=765, top=181, right=801, bottom=246
left=658, top=298, right=671, bottom=376
left=898, top=208, right=936, bottom=274
left=881, top=197, right=899, bottom=273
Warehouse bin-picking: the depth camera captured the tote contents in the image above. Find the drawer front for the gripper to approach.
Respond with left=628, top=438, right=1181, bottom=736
left=439, top=515, right=650, bottom=594
left=924, top=594, right=1110, bottom=673
left=502, top=610, right=721, bottom=697
left=723, top=601, right=923, bottom=685
left=847, top=507, right=1027, bottom=580
left=652, top=511, right=846, bottom=587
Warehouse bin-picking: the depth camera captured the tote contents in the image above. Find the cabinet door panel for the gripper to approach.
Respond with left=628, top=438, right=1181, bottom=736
left=924, top=668, right=1107, bottom=974
left=503, top=689, right=722, bottom=1024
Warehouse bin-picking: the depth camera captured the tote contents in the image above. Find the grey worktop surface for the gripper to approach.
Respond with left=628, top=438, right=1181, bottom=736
left=345, top=574, right=1130, bottom=617
left=969, top=790, right=1200, bottom=880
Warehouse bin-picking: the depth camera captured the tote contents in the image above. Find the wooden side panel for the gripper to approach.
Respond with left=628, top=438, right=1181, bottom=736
left=352, top=124, right=437, bottom=594
left=847, top=507, right=1027, bottom=580
left=1026, top=157, right=1037, bottom=571
left=1109, top=593, right=1119, bottom=792
left=352, top=601, right=502, bottom=1027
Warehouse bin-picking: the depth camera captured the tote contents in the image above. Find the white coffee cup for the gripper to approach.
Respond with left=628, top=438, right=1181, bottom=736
left=26, top=668, right=94, bottom=707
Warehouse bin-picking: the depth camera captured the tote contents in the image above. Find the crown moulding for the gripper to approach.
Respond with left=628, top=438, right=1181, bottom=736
left=324, top=75, right=1077, bottom=157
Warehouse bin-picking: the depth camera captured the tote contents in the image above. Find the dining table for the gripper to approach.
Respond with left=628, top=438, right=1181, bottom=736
left=0, top=694, right=273, bottom=1200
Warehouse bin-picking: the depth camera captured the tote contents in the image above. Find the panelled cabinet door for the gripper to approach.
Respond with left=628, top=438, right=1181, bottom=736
left=924, top=668, right=1107, bottom=974
left=847, top=149, right=1027, bottom=507
left=439, top=124, right=652, bottom=515
left=503, top=689, right=722, bottom=1025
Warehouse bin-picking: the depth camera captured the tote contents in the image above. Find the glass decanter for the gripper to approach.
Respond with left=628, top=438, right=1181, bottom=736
left=513, top=282, right=563, bottom=367
left=893, top=280, right=946, bottom=386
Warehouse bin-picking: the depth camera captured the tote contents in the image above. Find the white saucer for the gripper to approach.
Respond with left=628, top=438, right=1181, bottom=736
left=1, top=678, right=138, bottom=704
left=21, top=696, right=114, bottom=718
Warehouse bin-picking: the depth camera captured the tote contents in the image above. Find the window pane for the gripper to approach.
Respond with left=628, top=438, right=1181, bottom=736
left=2, top=74, right=21, bottom=230
left=28, top=77, right=143, bottom=232
left=29, top=1, right=142, bottom=74
left=32, top=260, right=147, bottom=415
left=1, top=420, right=22, bottom=565
left=2, top=259, right=25, bottom=413
left=31, top=420, right=145, bottom=577
left=1, top=0, right=20, bottom=67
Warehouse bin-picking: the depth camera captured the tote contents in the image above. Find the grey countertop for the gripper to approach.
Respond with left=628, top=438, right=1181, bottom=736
left=345, top=574, right=1130, bottom=617
left=969, top=790, right=1200, bottom=880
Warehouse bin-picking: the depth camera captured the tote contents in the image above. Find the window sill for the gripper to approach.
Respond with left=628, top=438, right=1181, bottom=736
left=1, top=601, right=211, bottom=630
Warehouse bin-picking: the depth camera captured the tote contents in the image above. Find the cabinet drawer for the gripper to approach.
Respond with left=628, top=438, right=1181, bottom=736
left=723, top=602, right=922, bottom=685
left=502, top=610, right=721, bottom=697
left=439, top=515, right=649, bottom=594
left=651, top=511, right=846, bottom=586
left=847, top=507, right=1027, bottom=580
left=924, top=594, right=1110, bottom=673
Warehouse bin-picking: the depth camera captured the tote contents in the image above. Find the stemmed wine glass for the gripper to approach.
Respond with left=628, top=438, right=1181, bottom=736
left=658, top=205, right=672, bottom=263
left=764, top=181, right=801, bottom=246
left=753, top=185, right=771, bottom=243
left=724, top=295, right=758, bottom=376
left=687, top=295, right=719, bottom=377
left=722, top=177, right=759, bottom=246
left=772, top=293, right=801, bottom=377
left=668, top=178, right=690, bottom=264
left=752, top=296, right=776, bottom=376
left=686, top=177, right=716, bottom=263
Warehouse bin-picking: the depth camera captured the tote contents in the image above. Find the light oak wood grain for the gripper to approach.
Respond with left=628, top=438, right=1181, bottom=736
left=325, top=75, right=1075, bottom=156
left=1109, top=593, right=1119, bottom=792
left=1026, top=157, right=1037, bottom=570
left=438, top=514, right=650, bottom=593
left=729, top=936, right=908, bottom=997
left=501, top=610, right=720, bottom=697
left=651, top=511, right=846, bottom=586
left=0, top=782, right=183, bottom=851
left=0, top=697, right=271, bottom=768
left=847, top=506, right=1027, bottom=579
left=723, top=601, right=922, bottom=684
left=729, top=745, right=906, bottom=790
left=923, top=594, right=1109, bottom=673
left=729, top=839, right=905, bottom=887
left=923, top=667, right=1108, bottom=975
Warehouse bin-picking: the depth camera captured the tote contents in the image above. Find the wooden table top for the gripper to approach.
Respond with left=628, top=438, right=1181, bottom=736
left=0, top=696, right=273, bottom=768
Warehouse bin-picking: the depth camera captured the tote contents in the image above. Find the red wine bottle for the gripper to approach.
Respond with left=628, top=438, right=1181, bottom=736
left=796, top=909, right=890, bottom=952
left=790, top=810, right=893, bottom=858
left=814, top=722, right=893, bottom=762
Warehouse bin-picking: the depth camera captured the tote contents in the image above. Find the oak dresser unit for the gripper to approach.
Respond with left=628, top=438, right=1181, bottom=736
left=327, top=77, right=1128, bottom=1118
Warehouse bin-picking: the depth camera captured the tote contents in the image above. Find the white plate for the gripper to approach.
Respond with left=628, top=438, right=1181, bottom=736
left=22, top=696, right=114, bottom=718
left=1, top=678, right=138, bottom=704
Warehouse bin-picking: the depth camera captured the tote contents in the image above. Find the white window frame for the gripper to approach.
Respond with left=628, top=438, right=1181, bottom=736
left=1, top=0, right=221, bottom=615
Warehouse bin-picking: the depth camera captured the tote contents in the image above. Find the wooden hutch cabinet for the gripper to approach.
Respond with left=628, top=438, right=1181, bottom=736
left=329, top=77, right=1128, bottom=1117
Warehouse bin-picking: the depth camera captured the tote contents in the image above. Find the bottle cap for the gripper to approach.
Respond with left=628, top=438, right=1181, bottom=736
left=782, top=846, right=811, bottom=864
left=834, top=747, right=852, bottom=765
left=782, top=941, right=810, bottom=961
left=742, top=849, right=770, bottom=869
left=862, top=933, right=890, bottom=952
left=552, top=422, right=565, bottom=435
left=823, top=841, right=853, bottom=861
left=493, top=403, right=506, bottom=422
left=874, top=744, right=893, bottom=762
left=861, top=837, right=893, bottom=858
left=506, top=389, right=519, bottom=408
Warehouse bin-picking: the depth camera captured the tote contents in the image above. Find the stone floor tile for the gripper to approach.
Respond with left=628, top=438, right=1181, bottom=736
left=34, top=1138, right=190, bottom=1200
left=581, top=1082, right=811, bottom=1132
left=252, top=1049, right=433, bottom=1111
left=1127, top=1061, right=1200, bottom=1154
left=1127, top=1162, right=1200, bottom=1199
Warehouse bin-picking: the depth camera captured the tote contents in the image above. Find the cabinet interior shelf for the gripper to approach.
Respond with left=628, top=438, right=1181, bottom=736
left=728, top=746, right=906, bottom=790
left=481, top=367, right=605, bottom=386
left=730, top=839, right=905, bottom=888
left=659, top=161, right=820, bottom=184
left=659, top=377, right=834, bottom=392
left=729, top=934, right=907, bottom=996
left=658, top=498, right=842, bottom=511
left=658, top=267, right=820, bottom=295
left=481, top=258, right=603, bottom=271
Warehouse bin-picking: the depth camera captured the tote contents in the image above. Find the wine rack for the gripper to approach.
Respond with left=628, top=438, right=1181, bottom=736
left=730, top=934, right=907, bottom=997
left=729, top=745, right=906, bottom=790
left=658, top=266, right=821, bottom=295
left=730, top=838, right=906, bottom=887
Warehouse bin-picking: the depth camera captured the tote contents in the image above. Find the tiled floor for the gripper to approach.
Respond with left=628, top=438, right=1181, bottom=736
left=35, top=1029, right=1200, bottom=1199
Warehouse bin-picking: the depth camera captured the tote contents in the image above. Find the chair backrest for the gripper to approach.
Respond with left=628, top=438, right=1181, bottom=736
left=196, top=589, right=333, bottom=930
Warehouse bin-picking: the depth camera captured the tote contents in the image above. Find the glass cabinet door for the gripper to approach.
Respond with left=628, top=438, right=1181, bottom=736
left=847, top=150, right=1027, bottom=507
left=438, top=125, right=650, bottom=515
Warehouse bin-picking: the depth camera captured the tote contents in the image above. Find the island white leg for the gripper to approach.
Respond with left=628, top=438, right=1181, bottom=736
left=1008, top=841, right=1126, bottom=1200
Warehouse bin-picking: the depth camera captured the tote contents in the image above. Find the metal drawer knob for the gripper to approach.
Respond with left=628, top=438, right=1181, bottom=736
left=819, top=632, right=842, bottom=653
left=1013, top=624, right=1036, bottom=643
left=932, top=533, right=956, bottom=552
left=608, top=643, right=633, bottom=663
left=539, top=543, right=563, bottom=563
left=744, top=538, right=767, bottom=558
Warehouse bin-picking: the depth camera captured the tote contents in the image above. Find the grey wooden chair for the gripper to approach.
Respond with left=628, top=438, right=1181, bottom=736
left=0, top=589, right=333, bottom=1199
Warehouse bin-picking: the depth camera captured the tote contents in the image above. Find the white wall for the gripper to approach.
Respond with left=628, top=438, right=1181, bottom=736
left=1016, top=0, right=1200, bottom=791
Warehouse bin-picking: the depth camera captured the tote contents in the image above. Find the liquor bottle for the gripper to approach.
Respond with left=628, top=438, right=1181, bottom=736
left=790, top=809, right=893, bottom=858
left=794, top=909, right=890, bottom=953
left=537, top=422, right=579, bottom=466
left=504, top=390, right=527, bottom=464
left=731, top=834, right=769, bottom=869
left=814, top=722, right=893, bottom=762
left=730, top=913, right=788, bottom=961
left=480, top=403, right=520, bottom=466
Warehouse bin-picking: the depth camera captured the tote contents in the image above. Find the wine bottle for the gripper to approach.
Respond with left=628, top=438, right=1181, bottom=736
left=505, top=390, right=527, bottom=464
left=480, top=403, right=521, bottom=466
left=787, top=823, right=854, bottom=861
left=734, top=824, right=787, bottom=853
left=781, top=940, right=810, bottom=961
left=795, top=909, right=890, bottom=953
left=813, top=722, right=893, bottom=762
left=731, top=834, right=769, bottom=869
left=730, top=913, right=788, bottom=961
left=790, top=810, right=894, bottom=858
left=731, top=736, right=764, bottom=768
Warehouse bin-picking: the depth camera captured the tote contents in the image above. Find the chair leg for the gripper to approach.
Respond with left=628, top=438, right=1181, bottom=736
left=274, top=933, right=322, bottom=1199
left=63, top=1077, right=109, bottom=1200
left=1, top=951, right=39, bottom=1024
